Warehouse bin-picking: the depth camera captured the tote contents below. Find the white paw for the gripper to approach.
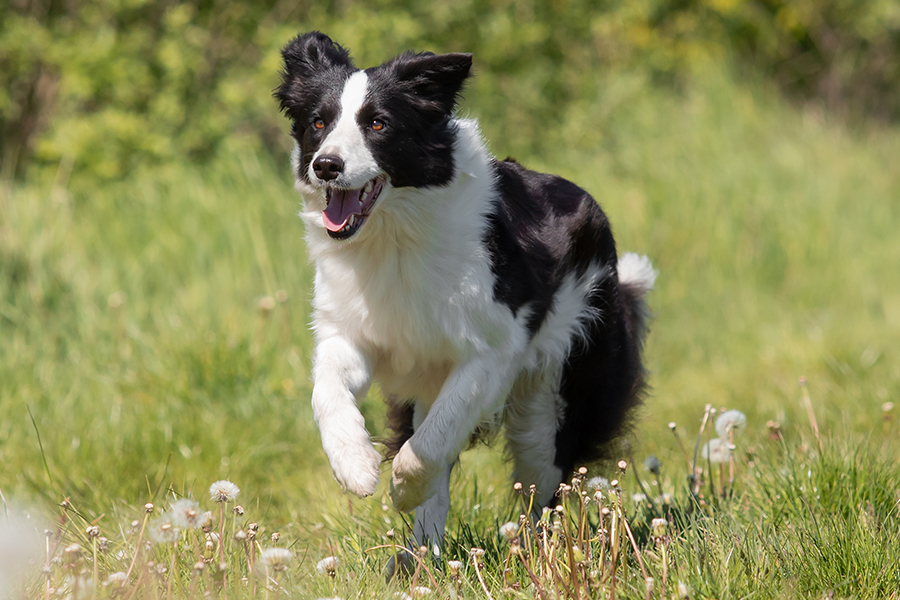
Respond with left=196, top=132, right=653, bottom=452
left=327, top=437, right=382, bottom=498
left=390, top=442, right=439, bottom=512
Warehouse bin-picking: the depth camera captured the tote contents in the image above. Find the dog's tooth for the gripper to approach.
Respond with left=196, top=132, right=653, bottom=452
left=364, top=181, right=373, bottom=193
left=360, top=191, right=368, bottom=203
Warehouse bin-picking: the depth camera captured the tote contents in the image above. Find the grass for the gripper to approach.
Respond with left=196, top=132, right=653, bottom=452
left=1, top=64, right=899, bottom=598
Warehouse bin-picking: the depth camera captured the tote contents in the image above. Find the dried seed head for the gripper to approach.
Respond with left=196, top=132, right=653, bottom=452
left=234, top=529, right=247, bottom=542
left=149, top=517, right=180, bottom=544
left=447, top=560, right=463, bottom=576
left=702, top=438, right=732, bottom=464
left=316, top=556, right=339, bottom=576
left=144, top=503, right=154, bottom=513
left=651, top=518, right=668, bottom=538
left=469, top=548, right=485, bottom=559
left=232, top=505, right=244, bottom=516
left=643, top=455, right=662, bottom=475
left=385, top=528, right=395, bottom=539
left=193, top=561, right=205, bottom=572
left=85, top=526, right=100, bottom=539
left=499, top=521, right=518, bottom=542
left=412, top=587, right=432, bottom=598
left=677, top=581, right=690, bottom=599
left=171, top=499, right=204, bottom=529
left=715, top=410, right=747, bottom=438
left=261, top=548, right=293, bottom=572
left=513, top=482, right=523, bottom=492
left=209, top=480, right=240, bottom=503
left=271, top=532, right=280, bottom=544
left=418, top=546, right=428, bottom=559
left=617, top=460, right=627, bottom=472
left=577, top=466, right=588, bottom=476
left=258, top=296, right=276, bottom=315
left=97, top=537, right=109, bottom=552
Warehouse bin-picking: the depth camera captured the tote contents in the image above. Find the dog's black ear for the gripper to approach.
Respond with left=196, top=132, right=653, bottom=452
left=275, top=32, right=354, bottom=114
left=281, top=31, right=353, bottom=79
left=392, top=52, right=473, bottom=116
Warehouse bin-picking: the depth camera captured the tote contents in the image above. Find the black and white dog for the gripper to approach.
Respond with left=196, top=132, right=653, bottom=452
left=275, top=32, right=655, bottom=553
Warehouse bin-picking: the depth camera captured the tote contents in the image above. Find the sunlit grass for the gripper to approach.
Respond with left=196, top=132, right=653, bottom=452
left=1, top=66, right=899, bottom=597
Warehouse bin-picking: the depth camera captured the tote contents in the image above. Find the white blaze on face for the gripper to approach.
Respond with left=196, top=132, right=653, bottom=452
left=310, top=70, right=380, bottom=188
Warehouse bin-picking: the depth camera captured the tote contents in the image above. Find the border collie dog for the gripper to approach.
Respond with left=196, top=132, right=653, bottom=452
left=275, top=32, right=656, bottom=554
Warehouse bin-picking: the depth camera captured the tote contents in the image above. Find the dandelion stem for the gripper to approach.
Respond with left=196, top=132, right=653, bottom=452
left=800, top=377, right=824, bottom=453
left=621, top=516, right=648, bottom=580
left=691, top=405, right=714, bottom=495
left=470, top=553, right=494, bottom=600
left=124, top=511, right=150, bottom=581
left=92, top=536, right=98, bottom=600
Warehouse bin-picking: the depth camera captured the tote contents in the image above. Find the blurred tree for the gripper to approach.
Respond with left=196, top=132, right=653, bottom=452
left=1, top=0, right=897, bottom=180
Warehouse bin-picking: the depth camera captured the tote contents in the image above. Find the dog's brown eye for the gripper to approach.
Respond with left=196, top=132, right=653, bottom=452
left=314, top=119, right=326, bottom=130
left=371, top=119, right=385, bottom=131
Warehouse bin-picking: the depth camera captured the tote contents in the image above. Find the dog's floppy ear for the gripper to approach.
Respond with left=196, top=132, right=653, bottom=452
left=392, top=52, right=473, bottom=117
left=275, top=32, right=354, bottom=114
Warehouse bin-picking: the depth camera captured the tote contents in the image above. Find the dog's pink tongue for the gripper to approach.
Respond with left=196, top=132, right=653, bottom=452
left=323, top=189, right=363, bottom=232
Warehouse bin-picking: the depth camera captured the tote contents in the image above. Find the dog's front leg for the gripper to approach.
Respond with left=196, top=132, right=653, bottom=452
left=391, top=350, right=519, bottom=512
left=312, top=336, right=381, bottom=498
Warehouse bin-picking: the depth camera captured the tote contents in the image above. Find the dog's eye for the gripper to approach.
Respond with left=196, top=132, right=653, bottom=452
left=314, top=118, right=326, bottom=130
left=370, top=119, right=385, bottom=132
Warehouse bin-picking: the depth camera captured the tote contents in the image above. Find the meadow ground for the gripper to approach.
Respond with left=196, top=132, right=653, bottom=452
left=1, top=66, right=899, bottom=598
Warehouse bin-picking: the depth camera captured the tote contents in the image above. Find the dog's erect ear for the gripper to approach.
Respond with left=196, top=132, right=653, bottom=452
left=275, top=32, right=354, bottom=114
left=391, top=52, right=473, bottom=116
left=281, top=31, right=353, bottom=79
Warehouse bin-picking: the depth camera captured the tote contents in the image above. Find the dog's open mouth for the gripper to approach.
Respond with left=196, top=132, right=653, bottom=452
left=322, top=176, right=386, bottom=240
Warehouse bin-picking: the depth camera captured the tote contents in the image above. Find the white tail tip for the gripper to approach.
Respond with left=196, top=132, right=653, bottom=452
left=617, top=253, right=657, bottom=294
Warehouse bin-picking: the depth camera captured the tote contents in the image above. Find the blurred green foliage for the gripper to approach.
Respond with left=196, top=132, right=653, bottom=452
left=1, top=0, right=898, bottom=179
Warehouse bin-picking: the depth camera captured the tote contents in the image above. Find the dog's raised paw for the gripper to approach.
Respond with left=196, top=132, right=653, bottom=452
left=330, top=442, right=382, bottom=498
left=390, top=443, right=438, bottom=511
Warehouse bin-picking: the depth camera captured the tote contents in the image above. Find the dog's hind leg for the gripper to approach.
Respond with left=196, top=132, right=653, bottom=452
left=505, top=369, right=565, bottom=508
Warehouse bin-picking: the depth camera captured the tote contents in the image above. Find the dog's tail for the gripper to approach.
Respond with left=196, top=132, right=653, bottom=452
left=617, top=252, right=657, bottom=346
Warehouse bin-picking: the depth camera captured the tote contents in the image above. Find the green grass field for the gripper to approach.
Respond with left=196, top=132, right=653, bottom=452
left=1, top=65, right=899, bottom=598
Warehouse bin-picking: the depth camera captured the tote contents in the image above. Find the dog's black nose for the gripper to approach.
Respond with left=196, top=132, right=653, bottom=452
left=313, top=155, right=344, bottom=181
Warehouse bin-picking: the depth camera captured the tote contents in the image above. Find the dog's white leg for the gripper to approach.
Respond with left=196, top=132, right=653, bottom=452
left=412, top=462, right=453, bottom=558
left=391, top=349, right=520, bottom=511
left=312, top=336, right=381, bottom=498
left=505, top=369, right=564, bottom=508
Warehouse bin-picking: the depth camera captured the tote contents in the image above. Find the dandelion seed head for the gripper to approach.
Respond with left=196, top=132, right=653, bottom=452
left=316, top=556, right=339, bottom=576
left=447, top=560, right=463, bottom=575
left=412, top=586, right=432, bottom=598
left=632, top=493, right=647, bottom=503
left=499, top=521, right=518, bottom=542
left=209, top=480, right=240, bottom=503
left=148, top=517, right=179, bottom=545
left=715, top=410, right=747, bottom=438
left=261, top=548, right=293, bottom=572
left=702, top=438, right=732, bottom=464
left=643, top=455, right=662, bottom=475
left=105, top=572, right=127, bottom=587
left=170, top=499, right=203, bottom=529
left=585, top=477, right=609, bottom=492
left=651, top=518, right=667, bottom=537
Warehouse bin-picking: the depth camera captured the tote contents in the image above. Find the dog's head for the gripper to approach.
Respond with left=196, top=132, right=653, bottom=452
left=275, top=32, right=472, bottom=241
